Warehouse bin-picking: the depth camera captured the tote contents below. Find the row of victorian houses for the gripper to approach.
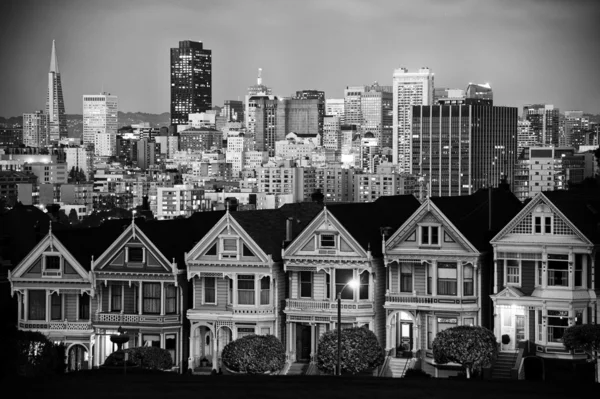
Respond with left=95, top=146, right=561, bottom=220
left=6, top=186, right=600, bottom=376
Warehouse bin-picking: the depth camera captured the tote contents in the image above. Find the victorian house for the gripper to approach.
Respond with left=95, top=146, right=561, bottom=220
left=282, top=196, right=421, bottom=370
left=184, top=204, right=321, bottom=372
left=383, top=188, right=522, bottom=377
left=490, top=191, right=599, bottom=361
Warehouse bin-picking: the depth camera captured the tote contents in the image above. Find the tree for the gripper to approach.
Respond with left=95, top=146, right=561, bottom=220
left=563, top=324, right=600, bottom=383
left=432, top=326, right=497, bottom=379
left=68, top=209, right=79, bottom=225
left=316, top=327, right=384, bottom=375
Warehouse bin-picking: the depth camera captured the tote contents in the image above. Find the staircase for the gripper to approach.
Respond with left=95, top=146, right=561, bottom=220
left=192, top=366, right=213, bottom=375
left=492, top=352, right=517, bottom=380
left=384, top=357, right=413, bottom=378
left=286, top=362, right=309, bottom=375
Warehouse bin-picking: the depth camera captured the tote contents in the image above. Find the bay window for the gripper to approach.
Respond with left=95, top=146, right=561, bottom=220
left=547, top=254, right=569, bottom=287
left=359, top=271, right=369, bottom=300
left=335, top=269, right=354, bottom=300
left=260, top=277, right=270, bottom=305
left=237, top=275, right=255, bottom=305
left=143, top=283, right=161, bottom=314
left=437, top=263, right=457, bottom=296
left=400, top=263, right=412, bottom=293
left=547, top=310, right=569, bottom=343
left=463, top=265, right=474, bottom=296
left=28, top=290, right=46, bottom=320
left=166, top=285, right=177, bottom=313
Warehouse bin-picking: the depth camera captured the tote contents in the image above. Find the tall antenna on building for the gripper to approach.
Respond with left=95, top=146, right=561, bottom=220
left=257, top=68, right=262, bottom=85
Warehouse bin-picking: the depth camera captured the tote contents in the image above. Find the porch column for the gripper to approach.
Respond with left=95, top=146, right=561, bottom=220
left=432, top=261, right=438, bottom=296
left=160, top=281, right=165, bottom=316
left=493, top=310, right=500, bottom=341
left=413, top=318, right=419, bottom=353
left=138, top=282, right=143, bottom=315
left=568, top=251, right=574, bottom=290
left=591, top=254, right=596, bottom=323
left=24, top=290, right=28, bottom=322
left=188, top=324, right=195, bottom=369
left=493, top=259, right=498, bottom=294
left=213, top=329, right=218, bottom=371
left=232, top=275, right=238, bottom=306
left=98, top=285, right=102, bottom=312
left=386, top=322, right=392, bottom=350
left=541, top=251, right=548, bottom=289
left=457, top=262, right=463, bottom=297
left=254, top=275, right=259, bottom=306
left=310, top=324, right=316, bottom=363
left=89, top=335, right=94, bottom=369
left=17, top=292, right=22, bottom=322
left=46, top=289, right=51, bottom=322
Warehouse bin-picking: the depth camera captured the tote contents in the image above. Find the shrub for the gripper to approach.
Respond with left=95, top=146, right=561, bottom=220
left=104, top=346, right=173, bottom=370
left=433, top=326, right=497, bottom=379
left=316, top=327, right=384, bottom=375
left=12, top=330, right=65, bottom=377
left=221, top=334, right=285, bottom=374
left=404, top=368, right=431, bottom=379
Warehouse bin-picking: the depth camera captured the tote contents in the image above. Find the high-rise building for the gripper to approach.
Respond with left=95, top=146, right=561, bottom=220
left=45, top=40, right=67, bottom=143
left=411, top=104, right=517, bottom=196
left=523, top=104, right=559, bottom=147
left=276, top=98, right=321, bottom=138
left=343, top=86, right=367, bottom=128
left=325, top=99, right=345, bottom=123
left=361, top=83, right=393, bottom=148
left=65, top=146, right=94, bottom=180
left=253, top=96, right=279, bottom=156
left=323, top=115, right=342, bottom=151
left=222, top=100, right=244, bottom=123
left=294, top=90, right=325, bottom=135
left=170, top=41, right=212, bottom=126
left=23, top=111, right=49, bottom=148
left=392, top=67, right=434, bottom=171
left=245, top=68, right=272, bottom=135
left=465, top=83, right=493, bottom=105
left=83, top=93, right=118, bottom=156
left=517, top=119, right=537, bottom=151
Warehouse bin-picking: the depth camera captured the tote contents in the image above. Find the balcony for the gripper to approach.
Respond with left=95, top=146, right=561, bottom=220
left=285, top=299, right=373, bottom=312
left=94, top=312, right=181, bottom=324
left=19, top=320, right=93, bottom=331
left=385, top=293, right=478, bottom=308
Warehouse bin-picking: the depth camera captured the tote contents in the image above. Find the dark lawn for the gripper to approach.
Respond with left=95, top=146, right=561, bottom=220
left=10, top=371, right=600, bottom=399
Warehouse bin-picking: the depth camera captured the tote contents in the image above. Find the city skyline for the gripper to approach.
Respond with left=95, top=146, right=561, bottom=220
left=1, top=0, right=599, bottom=117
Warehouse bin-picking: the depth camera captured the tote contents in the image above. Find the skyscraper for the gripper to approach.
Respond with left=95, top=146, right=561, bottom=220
left=411, top=104, right=517, bottom=196
left=45, top=40, right=67, bottom=143
left=523, top=104, right=559, bottom=147
left=361, top=83, right=393, bottom=148
left=294, top=90, right=325, bottom=135
left=23, top=111, right=49, bottom=148
left=343, top=86, right=367, bottom=128
left=465, top=83, right=493, bottom=105
left=245, top=68, right=272, bottom=136
left=83, top=93, right=118, bottom=156
left=392, top=67, right=434, bottom=171
left=170, top=41, right=212, bottom=126
left=325, top=99, right=345, bottom=123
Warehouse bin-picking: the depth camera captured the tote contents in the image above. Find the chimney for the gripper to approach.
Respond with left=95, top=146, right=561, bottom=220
left=286, top=217, right=293, bottom=242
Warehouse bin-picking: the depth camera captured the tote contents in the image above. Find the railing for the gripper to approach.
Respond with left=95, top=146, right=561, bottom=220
left=512, top=341, right=529, bottom=380
left=386, top=295, right=436, bottom=304
left=285, top=299, right=373, bottom=311
left=232, top=306, right=274, bottom=315
left=95, top=312, right=181, bottom=324
left=378, top=349, right=393, bottom=377
left=19, top=320, right=92, bottom=331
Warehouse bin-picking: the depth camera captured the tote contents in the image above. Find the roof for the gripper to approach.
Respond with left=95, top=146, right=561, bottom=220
left=430, top=188, right=523, bottom=250
left=326, top=195, right=421, bottom=257
left=542, top=190, right=600, bottom=244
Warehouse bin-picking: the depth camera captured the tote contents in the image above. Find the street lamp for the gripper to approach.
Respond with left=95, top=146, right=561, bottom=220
left=337, top=278, right=359, bottom=376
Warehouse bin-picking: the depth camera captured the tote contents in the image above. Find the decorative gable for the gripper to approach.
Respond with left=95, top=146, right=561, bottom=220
left=284, top=208, right=368, bottom=259
left=492, top=286, right=525, bottom=299
left=186, top=212, right=269, bottom=265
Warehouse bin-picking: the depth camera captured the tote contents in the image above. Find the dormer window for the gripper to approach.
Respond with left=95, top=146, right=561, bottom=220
left=221, top=237, right=238, bottom=259
left=532, top=205, right=553, bottom=235
left=320, top=234, right=336, bottom=248
left=43, top=254, right=62, bottom=277
left=419, top=225, right=440, bottom=246
left=128, top=247, right=144, bottom=263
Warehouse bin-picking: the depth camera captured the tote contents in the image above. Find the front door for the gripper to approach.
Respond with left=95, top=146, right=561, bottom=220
left=400, top=322, right=413, bottom=351
left=295, top=324, right=311, bottom=362
left=515, top=315, right=525, bottom=344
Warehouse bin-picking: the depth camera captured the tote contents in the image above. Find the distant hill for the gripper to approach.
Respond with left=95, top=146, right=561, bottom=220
left=0, top=112, right=170, bottom=138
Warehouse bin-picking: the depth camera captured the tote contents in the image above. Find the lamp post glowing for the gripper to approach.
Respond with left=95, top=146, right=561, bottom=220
left=337, top=278, right=359, bottom=376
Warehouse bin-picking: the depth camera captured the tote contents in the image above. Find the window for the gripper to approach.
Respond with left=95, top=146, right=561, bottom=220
left=544, top=217, right=552, bottom=234
left=51, top=293, right=62, bottom=320
left=221, top=238, right=238, bottom=258
left=575, top=254, right=583, bottom=287
left=111, top=285, right=122, bottom=312
left=506, top=259, right=520, bottom=284
left=237, top=275, right=255, bottom=305
left=165, top=334, right=177, bottom=364
left=534, top=217, right=542, bottom=233
left=464, top=317, right=475, bottom=326
left=537, top=310, right=543, bottom=342
left=547, top=310, right=569, bottom=343
left=79, top=293, right=90, bottom=320
left=437, top=263, right=457, bottom=295
left=359, top=271, right=369, bottom=300
left=427, top=316, right=433, bottom=349
left=261, top=327, right=270, bottom=335
left=237, top=327, right=255, bottom=338
left=143, top=334, right=160, bottom=347
left=46, top=256, right=60, bottom=270
left=400, top=264, right=412, bottom=293
left=228, top=278, right=233, bottom=304
left=260, top=277, right=270, bottom=305
left=575, top=310, right=583, bottom=325
left=143, top=283, right=161, bottom=314
left=166, top=285, right=177, bottom=313
left=320, top=234, right=336, bottom=248
left=547, top=254, right=569, bottom=287
left=463, top=265, right=474, bottom=296
left=420, top=226, right=439, bottom=245
left=203, top=277, right=216, bottom=304
left=128, top=247, right=144, bottom=263
left=427, top=263, right=432, bottom=295
left=28, top=290, right=46, bottom=320
left=326, top=273, right=331, bottom=299
left=335, top=269, right=354, bottom=300
left=299, top=271, right=312, bottom=298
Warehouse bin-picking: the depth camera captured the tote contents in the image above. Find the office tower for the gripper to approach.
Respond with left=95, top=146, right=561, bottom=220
left=245, top=68, right=272, bottom=134
left=323, top=115, right=342, bottom=151
left=254, top=96, right=279, bottom=156
left=325, top=99, right=345, bottom=123
left=517, top=119, right=537, bottom=151
left=523, top=104, right=559, bottom=147
left=22, top=111, right=49, bottom=148
left=344, top=86, right=367, bottom=127
left=170, top=41, right=212, bottom=126
left=434, top=88, right=466, bottom=105
left=411, top=104, right=517, bottom=196
left=361, top=83, right=393, bottom=148
left=392, top=67, right=434, bottom=171
left=276, top=98, right=321, bottom=140
left=465, top=83, right=493, bottom=105
left=295, top=90, right=325, bottom=135
left=222, top=100, right=244, bottom=123
left=83, top=93, right=118, bottom=156
left=45, top=40, right=67, bottom=143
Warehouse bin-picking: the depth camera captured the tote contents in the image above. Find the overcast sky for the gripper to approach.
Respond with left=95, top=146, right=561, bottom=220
left=1, top=0, right=599, bottom=116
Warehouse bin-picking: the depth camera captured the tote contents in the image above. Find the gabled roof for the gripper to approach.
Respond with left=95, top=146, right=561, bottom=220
left=430, top=188, right=523, bottom=251
left=326, top=195, right=421, bottom=257
left=542, top=190, right=600, bottom=244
